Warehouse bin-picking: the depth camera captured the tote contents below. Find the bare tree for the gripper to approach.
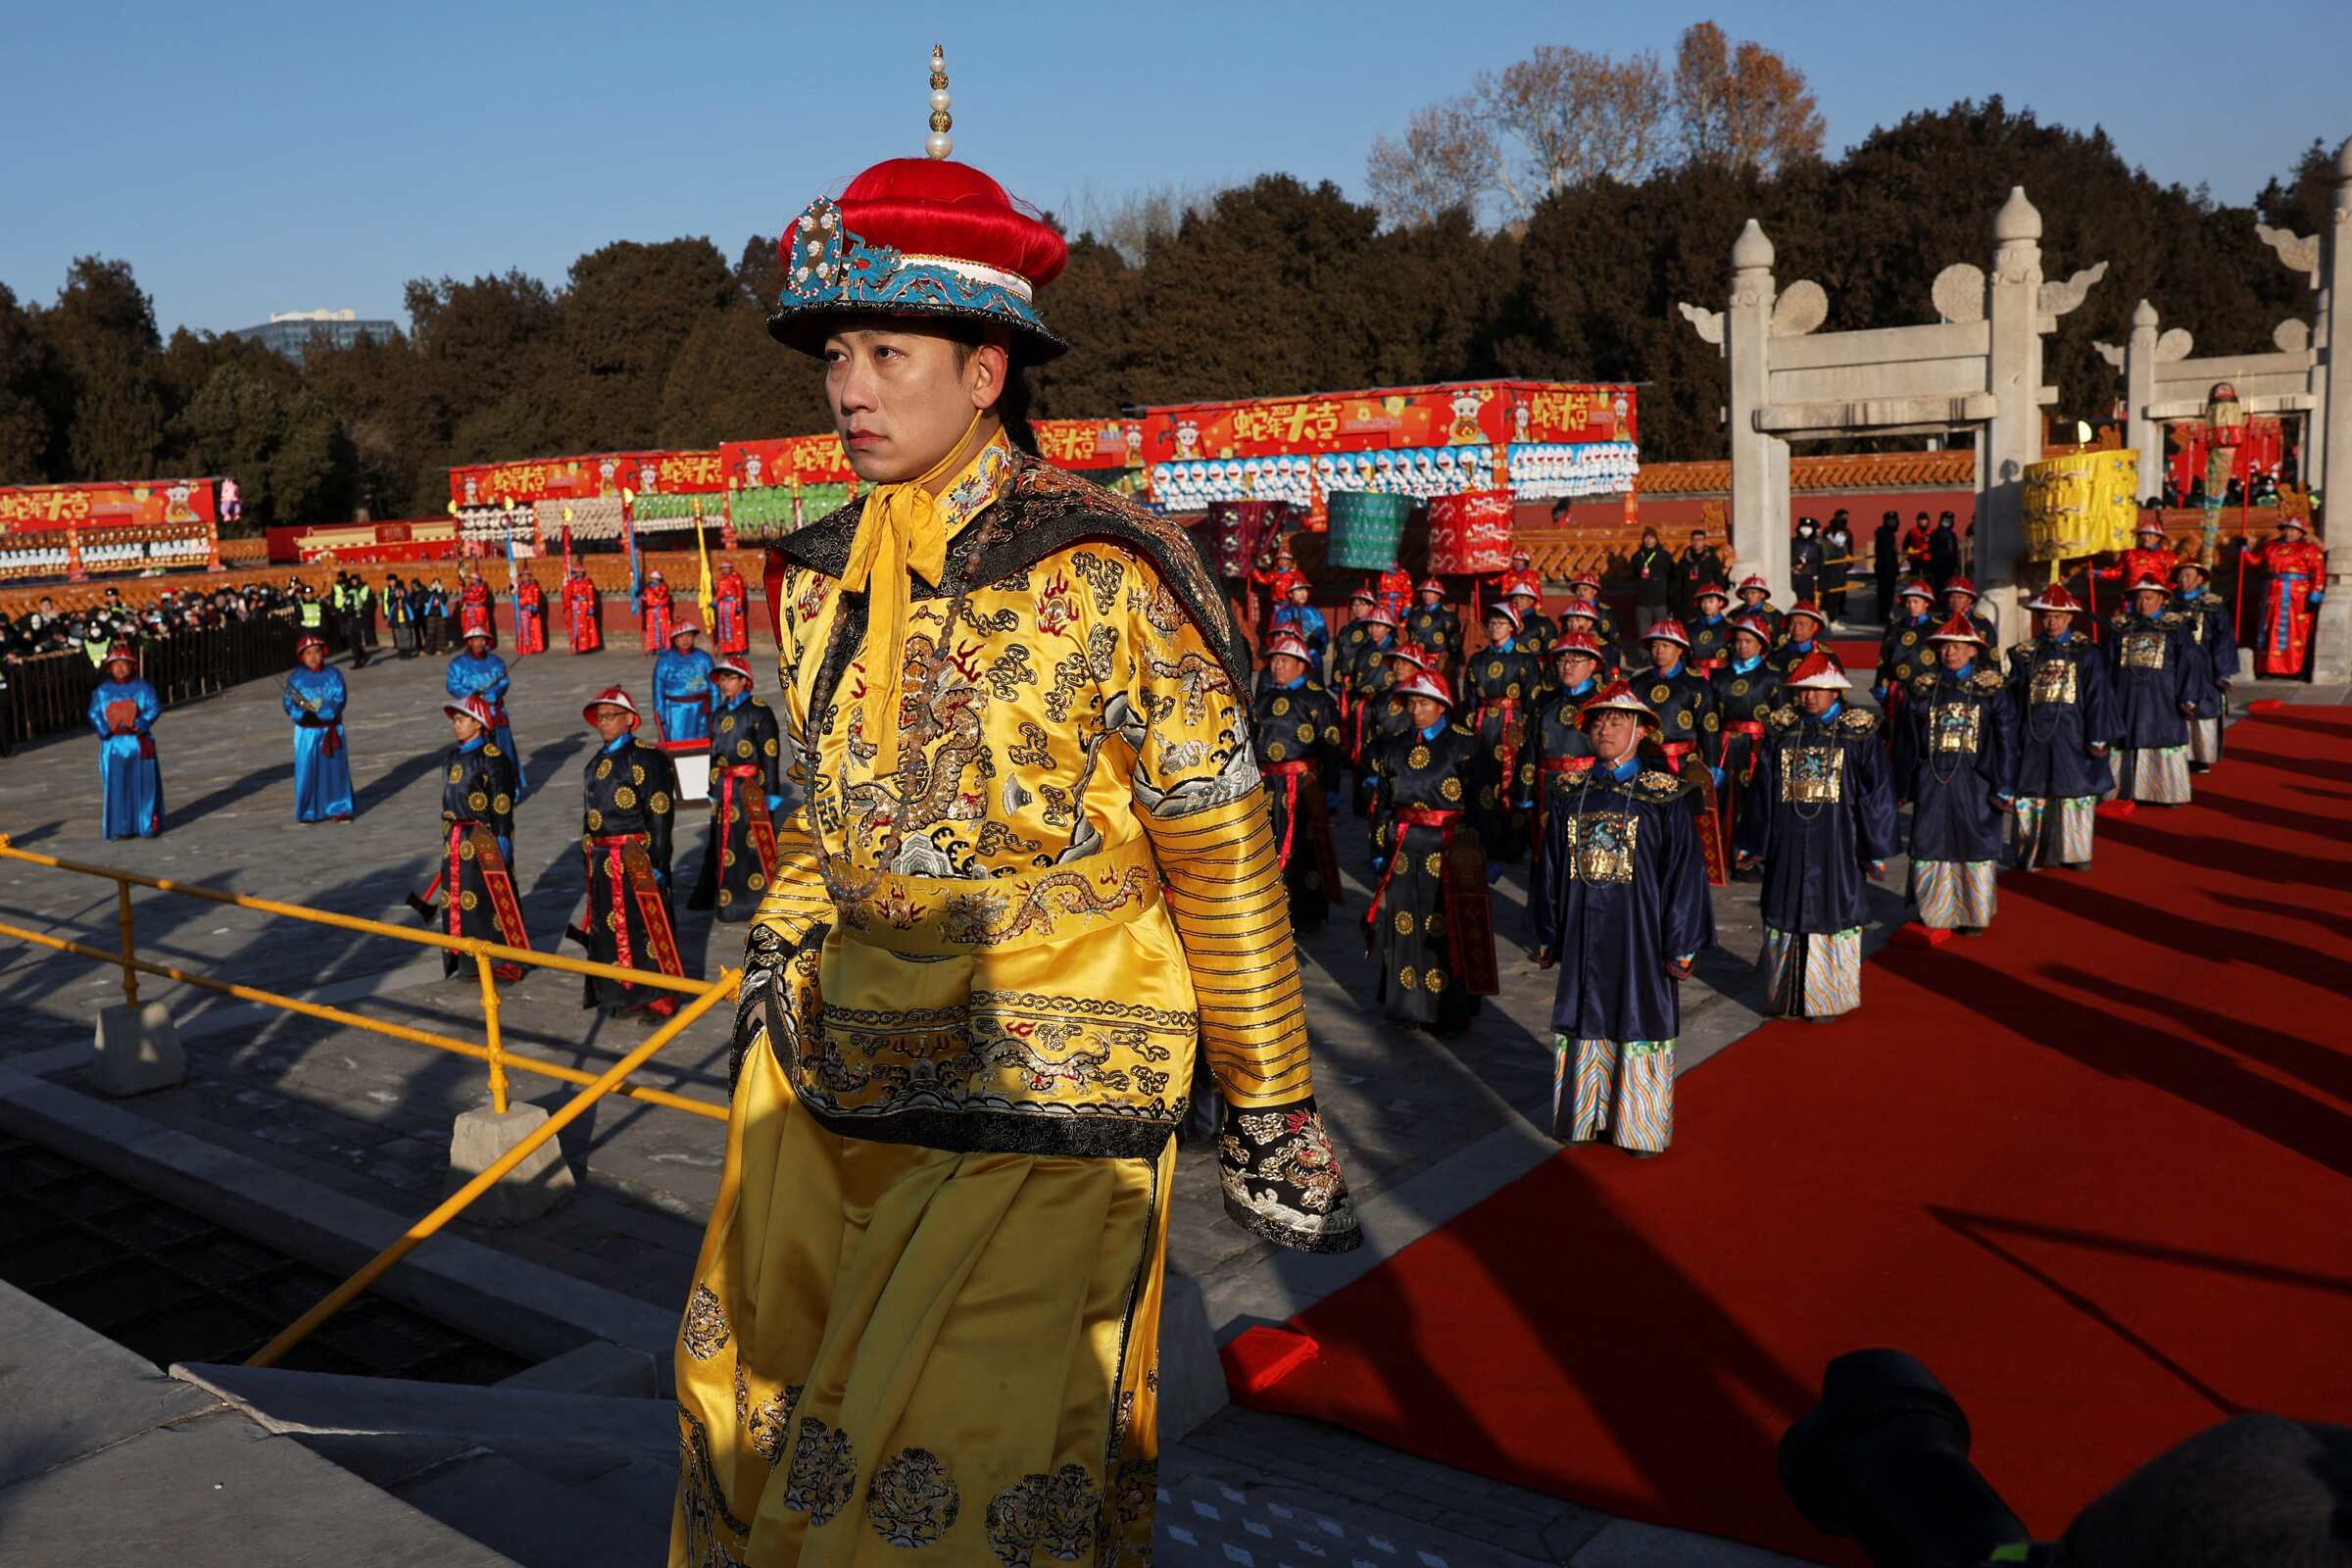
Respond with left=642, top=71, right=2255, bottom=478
left=1671, top=22, right=1826, bottom=177
left=1367, top=98, right=1503, bottom=229
left=1368, top=44, right=1667, bottom=231
left=1060, top=181, right=1216, bottom=267
left=1370, top=24, right=1824, bottom=231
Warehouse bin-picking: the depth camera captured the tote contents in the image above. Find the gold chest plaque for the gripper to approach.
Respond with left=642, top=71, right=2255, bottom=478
left=1931, top=701, right=1982, bottom=755
left=2031, top=660, right=2078, bottom=706
left=1780, top=744, right=1845, bottom=804
left=1562, top=810, right=1638, bottom=884
left=2121, top=630, right=2167, bottom=671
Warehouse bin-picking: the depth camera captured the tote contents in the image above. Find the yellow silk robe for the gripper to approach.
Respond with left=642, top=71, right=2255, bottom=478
left=673, top=440, right=1357, bottom=1566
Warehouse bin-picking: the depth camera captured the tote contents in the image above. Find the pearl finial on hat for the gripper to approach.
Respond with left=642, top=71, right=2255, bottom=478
left=925, top=45, right=953, bottom=160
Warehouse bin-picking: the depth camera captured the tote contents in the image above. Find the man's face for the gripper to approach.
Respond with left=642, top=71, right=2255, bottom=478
left=1557, top=653, right=1599, bottom=687
left=591, top=706, right=635, bottom=742
left=1740, top=588, right=1766, bottom=607
left=453, top=713, right=483, bottom=745
left=300, top=646, right=325, bottom=670
left=1798, top=687, right=1839, bottom=715
left=2036, top=612, right=2074, bottom=638
left=1268, top=654, right=1305, bottom=685
left=1287, top=584, right=1310, bottom=605
left=1405, top=695, right=1446, bottom=729
left=1732, top=630, right=1766, bottom=662
left=1788, top=614, right=1822, bottom=643
left=1646, top=639, right=1682, bottom=672
left=2177, top=570, right=2205, bottom=593
left=1697, top=595, right=1727, bottom=618
left=466, top=635, right=490, bottom=656
left=107, top=659, right=133, bottom=679
left=824, top=323, right=1005, bottom=484
left=2133, top=590, right=2168, bottom=616
left=1689, top=532, right=1706, bottom=551
left=1589, top=710, right=1639, bottom=761
left=1418, top=589, right=1442, bottom=606
left=1938, top=640, right=1974, bottom=670
left=1486, top=615, right=1514, bottom=644
left=713, top=671, right=749, bottom=704
left=1900, top=595, right=1932, bottom=618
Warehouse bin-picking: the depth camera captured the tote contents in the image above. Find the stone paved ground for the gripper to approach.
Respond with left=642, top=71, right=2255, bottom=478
left=0, top=634, right=1892, bottom=1309
left=0, top=630, right=2331, bottom=1564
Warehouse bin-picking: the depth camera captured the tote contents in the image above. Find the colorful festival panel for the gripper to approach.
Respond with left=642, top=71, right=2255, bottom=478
left=1141, top=382, right=1636, bottom=466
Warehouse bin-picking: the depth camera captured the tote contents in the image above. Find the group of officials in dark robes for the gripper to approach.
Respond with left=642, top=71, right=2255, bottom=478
left=1255, top=539, right=2250, bottom=1160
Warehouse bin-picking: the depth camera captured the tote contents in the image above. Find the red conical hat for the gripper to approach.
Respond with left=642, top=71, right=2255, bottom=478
left=2126, top=573, right=2171, bottom=595
left=1394, top=668, right=1453, bottom=706
left=1383, top=642, right=1437, bottom=672
left=1896, top=578, right=1936, bottom=601
left=2026, top=584, right=2082, bottom=613
left=1942, top=577, right=1978, bottom=600
left=1738, top=574, right=1771, bottom=596
left=1729, top=612, right=1773, bottom=641
left=1482, top=601, right=1523, bottom=631
left=295, top=633, right=328, bottom=655
left=710, top=656, right=757, bottom=682
left=1557, top=598, right=1600, bottom=620
left=1552, top=631, right=1606, bottom=661
left=1693, top=582, right=1731, bottom=603
left=444, top=693, right=498, bottom=728
left=1783, top=602, right=1826, bottom=630
left=582, top=686, right=642, bottom=726
left=1577, top=679, right=1659, bottom=726
left=1416, top=576, right=1447, bottom=596
left=1784, top=650, right=1852, bottom=690
left=1642, top=617, right=1691, bottom=650
left=1263, top=630, right=1314, bottom=663
left=1927, top=613, right=1988, bottom=646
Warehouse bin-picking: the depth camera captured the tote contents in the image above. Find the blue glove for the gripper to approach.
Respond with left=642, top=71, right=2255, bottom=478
left=653, top=867, right=669, bottom=888
left=2311, top=592, right=2326, bottom=607
left=1871, top=684, right=1888, bottom=704
left=765, top=795, right=785, bottom=814
left=496, top=835, right=513, bottom=864
left=1711, top=766, right=1726, bottom=789
left=1371, top=857, right=1388, bottom=873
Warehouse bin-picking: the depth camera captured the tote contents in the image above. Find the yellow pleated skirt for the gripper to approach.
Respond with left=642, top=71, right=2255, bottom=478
left=671, top=1022, right=1168, bottom=1567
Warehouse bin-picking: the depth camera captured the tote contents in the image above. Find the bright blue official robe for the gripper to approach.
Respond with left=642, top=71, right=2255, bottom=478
left=445, top=650, right=525, bottom=796
left=283, top=664, right=355, bottom=822
left=88, top=678, right=165, bottom=839
left=652, top=647, right=716, bottom=745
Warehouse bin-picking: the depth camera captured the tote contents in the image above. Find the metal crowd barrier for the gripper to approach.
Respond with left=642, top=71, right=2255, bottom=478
left=0, top=835, right=735, bottom=1365
left=2, top=612, right=302, bottom=744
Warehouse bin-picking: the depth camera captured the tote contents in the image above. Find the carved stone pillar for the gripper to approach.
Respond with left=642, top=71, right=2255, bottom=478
left=1983, top=187, right=2044, bottom=634
left=1725, top=220, right=1788, bottom=601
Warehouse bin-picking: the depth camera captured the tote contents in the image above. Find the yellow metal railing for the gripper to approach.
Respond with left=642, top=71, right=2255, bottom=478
left=0, top=833, right=742, bottom=1362
left=246, top=969, right=738, bottom=1368
left=0, top=837, right=728, bottom=1121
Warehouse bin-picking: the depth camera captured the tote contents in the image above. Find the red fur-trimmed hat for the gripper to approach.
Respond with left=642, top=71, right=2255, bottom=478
left=1642, top=617, right=1691, bottom=650
left=582, top=686, right=642, bottom=727
left=768, top=50, right=1069, bottom=361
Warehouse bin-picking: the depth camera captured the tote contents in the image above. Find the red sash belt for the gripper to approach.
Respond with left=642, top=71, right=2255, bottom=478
left=1728, top=719, right=1766, bottom=740
left=1265, top=760, right=1315, bottom=869
left=718, top=763, right=779, bottom=879
left=1661, top=739, right=1697, bottom=764
left=1541, top=755, right=1595, bottom=775
left=1364, top=805, right=1463, bottom=934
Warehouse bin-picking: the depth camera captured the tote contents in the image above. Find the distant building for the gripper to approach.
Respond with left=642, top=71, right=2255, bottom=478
left=234, top=309, right=399, bottom=361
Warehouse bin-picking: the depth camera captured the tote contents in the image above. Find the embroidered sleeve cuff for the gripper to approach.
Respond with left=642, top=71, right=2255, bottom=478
left=1215, top=1097, right=1361, bottom=1254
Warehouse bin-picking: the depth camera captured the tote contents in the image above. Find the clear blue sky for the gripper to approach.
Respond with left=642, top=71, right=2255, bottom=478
left=9, top=0, right=2346, bottom=336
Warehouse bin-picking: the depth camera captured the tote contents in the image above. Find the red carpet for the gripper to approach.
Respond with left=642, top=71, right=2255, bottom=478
left=1242, top=706, right=2352, bottom=1560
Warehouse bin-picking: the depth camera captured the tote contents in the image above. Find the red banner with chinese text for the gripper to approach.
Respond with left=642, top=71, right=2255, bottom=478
left=717, top=434, right=856, bottom=489
left=1032, top=418, right=1146, bottom=470
left=1140, top=381, right=1635, bottom=464
left=448, top=450, right=727, bottom=509
left=0, top=477, right=219, bottom=532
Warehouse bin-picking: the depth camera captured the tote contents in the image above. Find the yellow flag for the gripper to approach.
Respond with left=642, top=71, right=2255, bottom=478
left=696, top=509, right=716, bottom=627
